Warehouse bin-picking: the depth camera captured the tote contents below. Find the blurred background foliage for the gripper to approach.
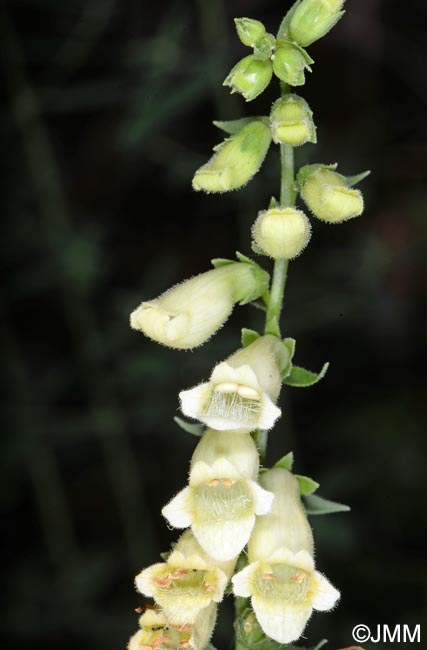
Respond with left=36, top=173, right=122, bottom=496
left=1, top=0, right=426, bottom=649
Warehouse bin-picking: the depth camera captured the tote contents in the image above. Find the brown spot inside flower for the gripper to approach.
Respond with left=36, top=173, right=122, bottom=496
left=205, top=584, right=216, bottom=592
left=223, top=479, right=234, bottom=488
left=170, top=569, right=189, bottom=579
left=291, top=572, right=306, bottom=584
left=261, top=573, right=277, bottom=580
left=154, top=577, right=172, bottom=588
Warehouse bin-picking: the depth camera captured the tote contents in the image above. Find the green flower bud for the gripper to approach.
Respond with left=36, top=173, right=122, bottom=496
left=290, top=0, right=346, bottom=47
left=130, top=261, right=269, bottom=350
left=272, top=42, right=313, bottom=86
left=252, top=207, right=311, bottom=259
left=192, top=120, right=272, bottom=193
left=224, top=55, right=273, bottom=102
left=270, top=94, right=316, bottom=146
left=234, top=18, right=266, bottom=47
left=298, top=164, right=364, bottom=223
left=253, top=33, right=276, bottom=61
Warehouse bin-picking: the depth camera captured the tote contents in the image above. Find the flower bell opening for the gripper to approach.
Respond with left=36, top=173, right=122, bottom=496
left=206, top=384, right=261, bottom=428
left=255, top=563, right=310, bottom=602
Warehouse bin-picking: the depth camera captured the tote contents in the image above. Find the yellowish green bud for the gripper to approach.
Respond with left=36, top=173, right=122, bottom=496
left=272, top=42, right=313, bottom=87
left=192, top=120, right=272, bottom=193
left=252, top=207, right=311, bottom=259
left=232, top=468, right=340, bottom=644
left=128, top=603, right=217, bottom=650
left=270, top=94, right=316, bottom=146
left=162, top=430, right=274, bottom=561
left=135, top=530, right=235, bottom=627
left=298, top=164, right=364, bottom=223
left=234, top=18, right=266, bottom=47
left=179, top=335, right=289, bottom=433
left=130, top=262, right=269, bottom=350
left=290, top=0, right=346, bottom=47
left=223, top=55, right=273, bottom=102
left=253, top=34, right=276, bottom=61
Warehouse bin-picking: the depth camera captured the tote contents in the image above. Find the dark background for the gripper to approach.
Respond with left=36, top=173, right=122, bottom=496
left=1, top=1, right=426, bottom=649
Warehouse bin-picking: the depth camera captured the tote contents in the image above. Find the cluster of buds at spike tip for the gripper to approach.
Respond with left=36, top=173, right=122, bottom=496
left=272, top=41, right=314, bottom=87
left=289, top=0, right=346, bottom=47
left=232, top=468, right=340, bottom=644
left=192, top=120, right=272, bottom=193
left=128, top=604, right=217, bottom=650
left=252, top=207, right=311, bottom=260
left=179, top=335, right=290, bottom=433
left=270, top=94, right=316, bottom=147
left=297, top=164, right=366, bottom=223
left=135, top=530, right=236, bottom=627
left=130, top=261, right=269, bottom=349
left=162, top=429, right=274, bottom=561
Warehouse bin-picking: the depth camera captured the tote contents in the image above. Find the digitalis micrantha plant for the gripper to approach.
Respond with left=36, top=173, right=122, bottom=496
left=128, top=1, right=368, bottom=649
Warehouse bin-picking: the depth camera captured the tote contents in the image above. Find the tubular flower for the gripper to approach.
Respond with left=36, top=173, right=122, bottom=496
left=232, top=468, right=340, bottom=644
left=130, top=262, right=269, bottom=350
left=162, top=430, right=274, bottom=561
left=179, top=335, right=288, bottom=433
left=128, top=604, right=217, bottom=650
left=135, top=531, right=235, bottom=626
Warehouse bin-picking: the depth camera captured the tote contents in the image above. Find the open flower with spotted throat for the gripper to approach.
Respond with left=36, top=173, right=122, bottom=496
left=179, top=335, right=289, bottom=433
left=135, top=530, right=235, bottom=626
left=162, top=429, right=274, bottom=561
left=128, top=604, right=217, bottom=650
left=232, top=468, right=340, bottom=644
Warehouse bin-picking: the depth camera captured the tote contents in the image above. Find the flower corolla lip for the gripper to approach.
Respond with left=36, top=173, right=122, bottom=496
left=179, top=361, right=281, bottom=433
left=135, top=532, right=235, bottom=626
left=162, top=457, right=274, bottom=561
left=232, top=547, right=340, bottom=644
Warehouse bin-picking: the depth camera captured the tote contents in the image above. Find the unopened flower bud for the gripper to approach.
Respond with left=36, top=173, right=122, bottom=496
left=252, top=207, right=311, bottom=259
left=298, top=164, right=364, bottom=223
left=270, top=94, right=316, bottom=146
left=234, top=18, right=266, bottom=47
left=130, top=261, right=269, bottom=350
left=135, top=531, right=235, bottom=627
left=253, top=34, right=276, bottom=62
left=232, top=468, right=340, bottom=644
left=180, top=335, right=289, bottom=433
left=290, top=0, right=346, bottom=47
left=224, top=55, right=273, bottom=102
left=192, top=120, right=272, bottom=193
left=162, top=430, right=274, bottom=561
left=272, top=42, right=313, bottom=87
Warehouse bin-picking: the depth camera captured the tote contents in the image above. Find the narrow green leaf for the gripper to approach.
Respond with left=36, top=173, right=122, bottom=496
left=274, top=451, right=294, bottom=471
left=251, top=240, right=265, bottom=255
left=213, top=116, right=268, bottom=135
left=268, top=195, right=279, bottom=208
left=236, top=250, right=255, bottom=265
left=160, top=551, right=170, bottom=561
left=211, top=257, right=233, bottom=268
left=281, top=337, right=296, bottom=378
left=312, top=640, right=328, bottom=650
left=295, top=474, right=320, bottom=495
left=276, top=0, right=304, bottom=40
left=174, top=416, right=205, bottom=436
left=242, top=328, right=260, bottom=347
left=304, top=493, right=350, bottom=515
left=347, top=170, right=371, bottom=187
left=284, top=362, right=329, bottom=387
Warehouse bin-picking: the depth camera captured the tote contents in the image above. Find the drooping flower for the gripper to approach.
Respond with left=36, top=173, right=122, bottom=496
left=180, top=335, right=289, bottom=433
left=135, top=531, right=235, bottom=627
left=128, top=604, right=217, bottom=650
left=162, top=430, right=274, bottom=561
left=130, top=262, right=268, bottom=350
left=232, top=468, right=340, bottom=644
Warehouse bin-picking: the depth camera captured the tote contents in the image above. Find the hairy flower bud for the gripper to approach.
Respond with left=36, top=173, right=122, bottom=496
left=130, top=262, right=269, bottom=350
left=179, top=335, right=289, bottom=433
left=135, top=531, right=235, bottom=626
left=192, top=121, right=272, bottom=193
left=234, top=18, right=266, bottom=47
left=270, top=94, right=316, bottom=146
left=162, top=430, right=274, bottom=561
left=252, top=207, right=311, bottom=259
left=223, top=55, right=273, bottom=102
left=128, top=604, right=217, bottom=650
left=298, top=164, right=364, bottom=223
left=272, top=42, right=313, bottom=87
left=290, top=0, right=346, bottom=47
left=232, top=468, right=340, bottom=644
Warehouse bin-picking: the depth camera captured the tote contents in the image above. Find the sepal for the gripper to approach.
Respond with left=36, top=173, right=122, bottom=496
left=174, top=416, right=205, bottom=437
left=283, top=362, right=329, bottom=387
left=303, top=493, right=350, bottom=515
